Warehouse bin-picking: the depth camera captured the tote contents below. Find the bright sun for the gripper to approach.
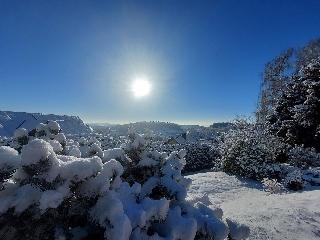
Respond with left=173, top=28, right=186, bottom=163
left=131, top=78, right=151, bottom=98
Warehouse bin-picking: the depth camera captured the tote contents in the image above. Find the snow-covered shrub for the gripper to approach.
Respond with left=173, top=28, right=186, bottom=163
left=262, top=178, right=285, bottom=194
left=0, top=146, right=20, bottom=188
left=13, top=128, right=29, bottom=149
left=0, top=124, right=249, bottom=239
left=0, top=136, right=9, bottom=147
left=226, top=218, right=250, bottom=240
left=183, top=143, right=218, bottom=174
left=77, top=136, right=104, bottom=159
left=219, top=119, right=287, bottom=180
left=8, top=121, right=66, bottom=154
left=122, top=133, right=249, bottom=239
left=7, top=128, right=30, bottom=152
left=98, top=134, right=124, bottom=150
left=67, top=146, right=81, bottom=158
left=283, top=169, right=304, bottom=190
left=102, top=148, right=131, bottom=167
left=302, top=167, right=320, bottom=186
left=288, top=145, right=320, bottom=168
left=279, top=164, right=320, bottom=190
left=63, top=138, right=82, bottom=157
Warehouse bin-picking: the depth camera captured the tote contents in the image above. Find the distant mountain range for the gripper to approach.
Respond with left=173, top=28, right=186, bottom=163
left=91, top=121, right=185, bottom=137
left=0, top=111, right=233, bottom=139
left=0, top=111, right=93, bottom=137
left=90, top=121, right=233, bottom=139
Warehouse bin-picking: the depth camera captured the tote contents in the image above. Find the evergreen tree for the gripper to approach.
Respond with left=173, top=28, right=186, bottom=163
left=257, top=38, right=320, bottom=123
left=268, top=58, right=320, bottom=151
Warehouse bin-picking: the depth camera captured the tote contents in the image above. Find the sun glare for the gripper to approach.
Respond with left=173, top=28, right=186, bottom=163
left=131, top=78, right=151, bottom=98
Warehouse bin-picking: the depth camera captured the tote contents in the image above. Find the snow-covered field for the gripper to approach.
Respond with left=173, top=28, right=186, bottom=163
left=187, top=171, right=320, bottom=240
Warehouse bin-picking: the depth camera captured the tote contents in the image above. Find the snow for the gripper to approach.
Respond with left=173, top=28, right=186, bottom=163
left=48, top=139, right=63, bottom=153
left=187, top=171, right=320, bottom=240
left=5, top=122, right=320, bottom=239
left=226, top=218, right=251, bottom=240
left=154, top=206, right=197, bottom=240
left=140, top=176, right=160, bottom=198
left=128, top=132, right=146, bottom=149
left=102, top=148, right=127, bottom=163
left=0, top=184, right=42, bottom=214
left=13, top=128, right=28, bottom=139
left=137, top=157, right=158, bottom=167
left=47, top=120, right=60, bottom=132
left=36, top=122, right=46, bottom=132
left=55, top=133, right=66, bottom=145
left=140, top=197, right=169, bottom=221
left=90, top=191, right=132, bottom=240
left=58, top=155, right=103, bottom=181
left=0, top=146, right=20, bottom=169
left=68, top=146, right=81, bottom=157
left=21, top=139, right=55, bottom=166
left=189, top=201, right=229, bottom=240
left=80, top=159, right=123, bottom=196
left=39, top=183, right=70, bottom=211
left=88, top=142, right=103, bottom=158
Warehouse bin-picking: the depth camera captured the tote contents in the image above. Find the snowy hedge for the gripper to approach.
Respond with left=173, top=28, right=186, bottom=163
left=147, top=141, right=219, bottom=174
left=183, top=143, right=218, bottom=174
left=0, top=122, right=249, bottom=240
left=218, top=119, right=320, bottom=191
left=288, top=145, right=320, bottom=168
left=219, top=119, right=287, bottom=180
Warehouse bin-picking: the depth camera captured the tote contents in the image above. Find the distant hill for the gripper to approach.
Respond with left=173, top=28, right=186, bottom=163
left=91, top=121, right=233, bottom=140
left=91, top=121, right=185, bottom=137
left=0, top=111, right=93, bottom=136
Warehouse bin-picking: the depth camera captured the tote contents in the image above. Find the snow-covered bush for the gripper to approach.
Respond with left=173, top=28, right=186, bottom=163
left=0, top=146, right=20, bottom=189
left=0, top=124, right=249, bottom=239
left=302, top=167, right=320, bottom=186
left=183, top=143, right=218, bottom=174
left=225, top=218, right=250, bottom=240
left=0, top=136, right=9, bottom=147
left=262, top=178, right=285, bottom=194
left=102, top=148, right=131, bottom=167
left=283, top=169, right=304, bottom=190
left=288, top=145, right=320, bottom=168
left=13, top=128, right=29, bottom=151
left=278, top=164, right=320, bottom=190
left=78, top=137, right=103, bottom=158
left=7, top=121, right=66, bottom=155
left=219, top=119, right=287, bottom=180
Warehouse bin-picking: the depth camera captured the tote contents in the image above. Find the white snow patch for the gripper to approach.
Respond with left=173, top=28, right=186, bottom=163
left=187, top=171, right=320, bottom=240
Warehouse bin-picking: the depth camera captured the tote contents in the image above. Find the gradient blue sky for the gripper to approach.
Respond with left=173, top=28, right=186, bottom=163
left=1, top=0, right=320, bottom=125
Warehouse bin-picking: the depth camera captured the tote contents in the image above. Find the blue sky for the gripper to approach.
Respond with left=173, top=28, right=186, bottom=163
left=1, top=0, right=320, bottom=125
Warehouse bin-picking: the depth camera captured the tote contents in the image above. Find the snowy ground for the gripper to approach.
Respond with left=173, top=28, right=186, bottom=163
left=187, top=171, right=320, bottom=240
